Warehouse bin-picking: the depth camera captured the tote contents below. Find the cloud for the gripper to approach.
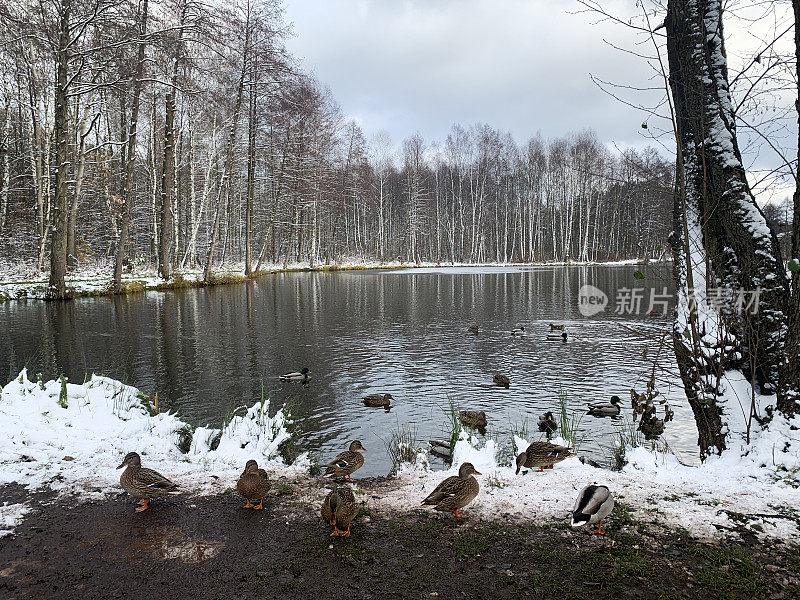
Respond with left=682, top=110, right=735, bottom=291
left=284, top=0, right=661, bottom=146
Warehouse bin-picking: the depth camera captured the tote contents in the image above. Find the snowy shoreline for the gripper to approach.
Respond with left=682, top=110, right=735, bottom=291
left=0, top=258, right=663, bottom=301
left=1, top=371, right=798, bottom=543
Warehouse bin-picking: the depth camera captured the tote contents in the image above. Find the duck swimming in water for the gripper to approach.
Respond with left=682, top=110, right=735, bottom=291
left=587, top=395, right=622, bottom=417
left=280, top=367, right=310, bottom=381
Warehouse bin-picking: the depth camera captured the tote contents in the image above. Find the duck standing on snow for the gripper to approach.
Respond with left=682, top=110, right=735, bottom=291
left=587, top=395, right=622, bottom=417
left=237, top=459, right=271, bottom=509
left=323, top=441, right=366, bottom=481
left=363, top=393, right=393, bottom=409
left=571, top=484, right=615, bottom=535
left=538, top=411, right=558, bottom=437
left=117, top=452, right=179, bottom=512
left=493, top=373, right=510, bottom=388
left=279, top=367, right=310, bottom=381
left=321, top=486, right=358, bottom=536
left=511, top=326, right=526, bottom=336
left=515, top=441, right=575, bottom=474
left=421, top=462, right=481, bottom=518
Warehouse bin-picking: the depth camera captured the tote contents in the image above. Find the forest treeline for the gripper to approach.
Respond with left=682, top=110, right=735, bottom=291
left=0, top=0, right=673, bottom=297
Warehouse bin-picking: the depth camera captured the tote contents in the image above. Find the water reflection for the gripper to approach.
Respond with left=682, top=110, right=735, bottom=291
left=0, top=265, right=697, bottom=475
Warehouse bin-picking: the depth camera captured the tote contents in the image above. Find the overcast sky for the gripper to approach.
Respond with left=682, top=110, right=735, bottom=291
left=282, top=0, right=796, bottom=202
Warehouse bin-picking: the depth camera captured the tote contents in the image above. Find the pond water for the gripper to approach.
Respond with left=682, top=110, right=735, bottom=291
left=0, top=265, right=698, bottom=476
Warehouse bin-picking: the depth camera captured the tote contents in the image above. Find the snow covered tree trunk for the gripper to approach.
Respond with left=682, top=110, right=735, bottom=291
left=778, top=0, right=800, bottom=416
left=47, top=0, right=72, bottom=299
left=666, top=0, right=790, bottom=455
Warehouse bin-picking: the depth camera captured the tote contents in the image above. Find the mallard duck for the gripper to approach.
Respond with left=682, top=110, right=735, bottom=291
left=515, top=441, right=575, bottom=473
left=280, top=367, right=310, bottom=381
left=117, top=452, right=179, bottom=512
left=549, top=323, right=565, bottom=331
left=421, top=462, right=481, bottom=518
left=511, top=326, right=525, bottom=336
left=493, top=374, right=510, bottom=388
left=547, top=331, right=568, bottom=341
left=587, top=395, right=622, bottom=417
left=363, top=393, right=393, bottom=408
left=236, top=459, right=270, bottom=509
left=459, top=410, right=487, bottom=428
left=323, top=441, right=366, bottom=481
left=538, top=411, right=558, bottom=436
left=468, top=325, right=480, bottom=334
left=321, top=486, right=358, bottom=536
left=571, top=484, right=615, bottom=535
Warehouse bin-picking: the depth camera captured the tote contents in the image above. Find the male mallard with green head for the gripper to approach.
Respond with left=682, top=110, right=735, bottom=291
left=421, top=462, right=481, bottom=518
left=587, top=395, right=622, bottom=417
left=280, top=367, right=310, bottom=381
left=117, top=451, right=179, bottom=512
left=237, top=459, right=271, bottom=509
left=515, top=441, right=575, bottom=473
left=321, top=487, right=358, bottom=536
left=323, top=441, right=366, bottom=481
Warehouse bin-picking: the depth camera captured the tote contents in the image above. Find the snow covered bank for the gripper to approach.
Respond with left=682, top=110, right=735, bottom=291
left=374, top=428, right=800, bottom=542
left=0, top=258, right=666, bottom=300
left=0, top=370, right=308, bottom=500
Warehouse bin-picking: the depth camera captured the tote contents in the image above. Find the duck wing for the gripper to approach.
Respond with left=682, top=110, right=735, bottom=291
left=138, top=467, right=178, bottom=491
left=422, top=475, right=462, bottom=506
left=573, top=485, right=610, bottom=516
left=325, top=451, right=353, bottom=469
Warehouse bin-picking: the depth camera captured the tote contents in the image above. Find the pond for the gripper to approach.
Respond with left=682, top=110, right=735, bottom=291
left=0, top=264, right=698, bottom=476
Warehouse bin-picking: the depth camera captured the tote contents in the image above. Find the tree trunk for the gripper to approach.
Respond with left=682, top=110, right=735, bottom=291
left=113, top=0, right=149, bottom=292
left=778, top=0, right=800, bottom=415
left=666, top=0, right=790, bottom=454
left=47, top=0, right=72, bottom=299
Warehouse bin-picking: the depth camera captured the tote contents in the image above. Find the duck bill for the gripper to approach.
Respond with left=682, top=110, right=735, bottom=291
left=116, top=462, right=126, bottom=469
left=474, top=470, right=483, bottom=475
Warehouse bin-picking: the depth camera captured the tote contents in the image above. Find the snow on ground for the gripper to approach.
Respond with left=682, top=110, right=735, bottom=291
left=0, top=370, right=308, bottom=502
left=373, top=426, right=800, bottom=542
left=2, top=371, right=797, bottom=543
left=0, top=502, right=30, bottom=537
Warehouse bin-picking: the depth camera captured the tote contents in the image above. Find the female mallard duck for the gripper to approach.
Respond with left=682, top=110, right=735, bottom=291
left=459, top=410, right=487, bottom=428
left=321, top=486, right=358, bottom=536
left=571, top=484, right=615, bottom=535
left=468, top=325, right=480, bottom=334
left=117, top=452, right=179, bottom=512
left=537, top=411, right=558, bottom=436
left=237, top=459, right=270, bottom=509
left=280, top=367, right=310, bottom=381
left=493, top=374, right=510, bottom=388
left=515, top=441, right=575, bottom=474
left=511, top=326, right=525, bottom=336
left=421, top=462, right=481, bottom=518
left=549, top=323, right=565, bottom=331
left=587, top=395, right=622, bottom=417
left=323, top=441, right=366, bottom=481
left=363, top=393, right=393, bottom=408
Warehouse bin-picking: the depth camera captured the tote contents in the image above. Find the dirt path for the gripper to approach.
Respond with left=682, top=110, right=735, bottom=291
left=1, top=479, right=798, bottom=600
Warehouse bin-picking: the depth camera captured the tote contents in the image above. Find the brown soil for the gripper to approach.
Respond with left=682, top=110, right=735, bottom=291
left=1, top=479, right=798, bottom=600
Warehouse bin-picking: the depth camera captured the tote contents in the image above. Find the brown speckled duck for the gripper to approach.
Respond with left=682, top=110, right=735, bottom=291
left=421, top=462, right=481, bottom=518
left=363, top=393, right=393, bottom=408
left=321, top=487, right=358, bottom=536
left=323, top=441, right=366, bottom=481
left=459, top=410, right=488, bottom=428
left=117, top=452, right=179, bottom=512
left=237, top=459, right=271, bottom=509
left=515, top=441, right=575, bottom=474
left=493, top=374, right=510, bottom=388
